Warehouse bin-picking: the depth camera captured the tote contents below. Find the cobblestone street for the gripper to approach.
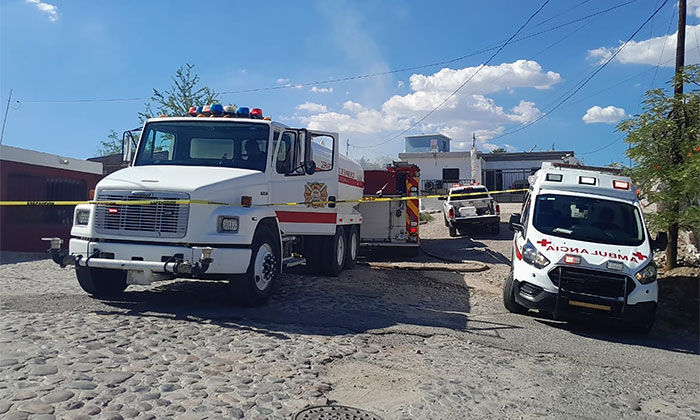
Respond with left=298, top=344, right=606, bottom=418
left=1, top=214, right=699, bottom=419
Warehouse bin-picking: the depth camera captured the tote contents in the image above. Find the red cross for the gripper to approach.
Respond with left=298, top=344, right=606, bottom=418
left=632, top=252, right=647, bottom=260
left=537, top=239, right=552, bottom=247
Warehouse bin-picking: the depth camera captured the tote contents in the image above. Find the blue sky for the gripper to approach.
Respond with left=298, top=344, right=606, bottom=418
left=1, top=0, right=699, bottom=166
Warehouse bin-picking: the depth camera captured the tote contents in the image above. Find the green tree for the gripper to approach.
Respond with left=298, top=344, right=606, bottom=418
left=490, top=147, right=507, bottom=153
left=357, top=155, right=394, bottom=170
left=96, top=129, right=121, bottom=156
left=139, top=63, right=219, bottom=121
left=617, top=65, right=700, bottom=270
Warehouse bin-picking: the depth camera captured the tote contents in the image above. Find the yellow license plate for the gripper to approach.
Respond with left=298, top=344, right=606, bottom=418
left=568, top=300, right=611, bottom=312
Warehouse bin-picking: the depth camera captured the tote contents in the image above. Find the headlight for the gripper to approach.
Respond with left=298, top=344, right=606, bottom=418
left=75, top=210, right=90, bottom=226
left=218, top=216, right=239, bottom=233
left=522, top=240, right=550, bottom=269
left=635, top=263, right=657, bottom=284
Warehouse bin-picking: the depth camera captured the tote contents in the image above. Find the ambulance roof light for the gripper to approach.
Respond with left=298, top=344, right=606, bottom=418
left=579, top=176, right=597, bottom=185
left=613, top=180, right=630, bottom=190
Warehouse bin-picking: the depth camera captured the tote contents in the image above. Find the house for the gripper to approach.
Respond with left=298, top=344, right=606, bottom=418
left=0, top=145, right=103, bottom=252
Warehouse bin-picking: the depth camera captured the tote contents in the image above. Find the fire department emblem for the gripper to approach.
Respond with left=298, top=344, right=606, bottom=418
left=304, top=182, right=327, bottom=208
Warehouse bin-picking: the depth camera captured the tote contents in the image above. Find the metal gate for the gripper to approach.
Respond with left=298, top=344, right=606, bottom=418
left=482, top=169, right=533, bottom=203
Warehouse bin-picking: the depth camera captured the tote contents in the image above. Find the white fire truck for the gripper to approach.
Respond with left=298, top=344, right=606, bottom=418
left=504, top=162, right=667, bottom=332
left=45, top=105, right=419, bottom=305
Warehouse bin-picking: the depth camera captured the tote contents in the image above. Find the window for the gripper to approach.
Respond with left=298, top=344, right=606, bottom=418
left=134, top=121, right=270, bottom=172
left=5, top=174, right=86, bottom=225
left=442, top=168, right=459, bottom=181
left=532, top=194, right=644, bottom=246
left=276, top=131, right=301, bottom=174
left=308, top=134, right=333, bottom=171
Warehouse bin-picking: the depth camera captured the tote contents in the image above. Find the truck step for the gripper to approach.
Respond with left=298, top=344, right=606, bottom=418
left=282, top=256, right=306, bottom=268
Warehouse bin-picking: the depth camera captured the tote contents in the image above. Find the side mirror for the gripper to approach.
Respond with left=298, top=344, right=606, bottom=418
left=651, top=231, right=668, bottom=252
left=122, top=130, right=138, bottom=164
left=509, top=213, right=523, bottom=232
left=303, top=161, right=316, bottom=175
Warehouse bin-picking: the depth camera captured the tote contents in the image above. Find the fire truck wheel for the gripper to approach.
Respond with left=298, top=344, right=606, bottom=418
left=230, top=227, right=280, bottom=306
left=322, top=227, right=347, bottom=277
left=448, top=226, right=458, bottom=237
left=503, top=272, right=528, bottom=314
left=344, top=225, right=359, bottom=269
left=75, top=266, right=127, bottom=299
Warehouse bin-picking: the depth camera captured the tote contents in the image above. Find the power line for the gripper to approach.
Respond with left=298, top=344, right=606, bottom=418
left=17, top=0, right=638, bottom=105
left=489, top=0, right=671, bottom=142
left=351, top=0, right=553, bottom=150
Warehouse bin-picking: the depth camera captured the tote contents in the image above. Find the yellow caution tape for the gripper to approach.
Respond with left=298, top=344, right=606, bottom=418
left=0, top=188, right=527, bottom=207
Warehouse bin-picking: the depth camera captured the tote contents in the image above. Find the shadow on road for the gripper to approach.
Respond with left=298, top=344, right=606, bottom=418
left=94, top=266, right=521, bottom=339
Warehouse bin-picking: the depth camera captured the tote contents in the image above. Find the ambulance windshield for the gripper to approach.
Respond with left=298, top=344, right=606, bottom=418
left=134, top=121, right=270, bottom=172
left=532, top=194, right=644, bottom=247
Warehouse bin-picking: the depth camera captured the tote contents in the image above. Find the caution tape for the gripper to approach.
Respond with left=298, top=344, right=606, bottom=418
left=0, top=188, right=528, bottom=207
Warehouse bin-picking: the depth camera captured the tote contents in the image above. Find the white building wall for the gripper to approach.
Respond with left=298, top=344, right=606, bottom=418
left=397, top=152, right=472, bottom=181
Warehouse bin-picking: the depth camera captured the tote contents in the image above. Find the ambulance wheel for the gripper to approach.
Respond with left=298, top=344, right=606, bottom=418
left=229, top=227, right=279, bottom=306
left=322, top=227, right=346, bottom=277
left=76, top=266, right=127, bottom=299
left=448, top=226, right=458, bottom=237
left=503, top=272, right=528, bottom=314
left=490, top=223, right=501, bottom=234
left=626, top=304, right=656, bottom=335
left=344, top=225, right=359, bottom=269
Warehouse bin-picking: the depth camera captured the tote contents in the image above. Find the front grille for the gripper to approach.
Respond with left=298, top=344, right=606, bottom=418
left=94, top=190, right=189, bottom=238
left=549, top=266, right=635, bottom=299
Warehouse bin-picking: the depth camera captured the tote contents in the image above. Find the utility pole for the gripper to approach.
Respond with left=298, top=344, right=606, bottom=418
left=666, top=0, right=686, bottom=270
left=346, top=139, right=349, bottom=156
left=0, top=89, right=12, bottom=145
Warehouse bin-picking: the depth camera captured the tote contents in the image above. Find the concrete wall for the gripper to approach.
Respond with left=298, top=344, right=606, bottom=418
left=398, top=152, right=472, bottom=181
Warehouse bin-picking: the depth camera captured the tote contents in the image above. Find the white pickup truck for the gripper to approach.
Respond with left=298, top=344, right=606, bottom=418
left=441, top=184, right=501, bottom=237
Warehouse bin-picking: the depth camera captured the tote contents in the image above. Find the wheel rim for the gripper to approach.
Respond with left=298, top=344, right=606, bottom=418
left=336, top=234, right=346, bottom=267
left=253, top=243, right=275, bottom=291
left=349, top=231, right=358, bottom=261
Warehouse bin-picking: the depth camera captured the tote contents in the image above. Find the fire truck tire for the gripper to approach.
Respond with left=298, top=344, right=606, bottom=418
left=229, top=227, right=280, bottom=306
left=322, top=227, right=346, bottom=277
left=448, top=226, right=458, bottom=237
left=503, top=272, right=528, bottom=314
left=344, top=225, right=359, bottom=269
left=75, top=266, right=127, bottom=298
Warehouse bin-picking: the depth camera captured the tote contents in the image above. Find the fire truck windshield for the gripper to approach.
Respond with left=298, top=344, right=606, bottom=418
left=134, top=121, right=270, bottom=172
left=532, top=194, right=644, bottom=247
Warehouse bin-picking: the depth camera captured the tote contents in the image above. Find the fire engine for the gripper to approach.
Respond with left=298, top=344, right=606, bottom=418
left=45, top=105, right=421, bottom=306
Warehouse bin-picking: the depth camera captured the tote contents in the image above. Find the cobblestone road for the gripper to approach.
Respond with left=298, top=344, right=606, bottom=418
left=1, top=212, right=698, bottom=419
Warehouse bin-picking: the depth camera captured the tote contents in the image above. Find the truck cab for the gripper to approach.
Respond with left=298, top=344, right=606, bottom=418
left=49, top=105, right=365, bottom=305
left=503, top=162, right=667, bottom=333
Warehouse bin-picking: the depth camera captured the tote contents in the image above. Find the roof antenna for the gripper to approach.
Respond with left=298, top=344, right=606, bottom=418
left=472, top=132, right=476, bottom=148
left=528, top=144, right=537, bottom=152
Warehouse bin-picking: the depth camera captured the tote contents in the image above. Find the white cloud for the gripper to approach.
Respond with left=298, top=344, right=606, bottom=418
left=301, top=60, right=559, bottom=152
left=342, top=101, right=364, bottom=113
left=296, top=102, right=328, bottom=113
left=588, top=24, right=700, bottom=66
left=582, top=105, right=626, bottom=124
left=310, top=86, right=334, bottom=93
left=25, top=0, right=58, bottom=22
left=691, top=0, right=700, bottom=18
left=276, top=78, right=290, bottom=84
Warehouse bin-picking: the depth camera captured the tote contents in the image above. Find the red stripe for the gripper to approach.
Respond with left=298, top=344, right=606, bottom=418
left=514, top=239, right=523, bottom=260
left=339, top=175, right=364, bottom=188
left=276, top=211, right=337, bottom=223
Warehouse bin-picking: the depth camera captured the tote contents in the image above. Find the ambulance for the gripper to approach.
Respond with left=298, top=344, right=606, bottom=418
left=503, top=162, right=667, bottom=332
left=45, top=105, right=367, bottom=306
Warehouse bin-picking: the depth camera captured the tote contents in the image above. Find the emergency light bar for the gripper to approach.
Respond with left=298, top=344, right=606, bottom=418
left=579, top=176, right=597, bottom=185
left=546, top=173, right=563, bottom=182
left=185, top=104, right=264, bottom=119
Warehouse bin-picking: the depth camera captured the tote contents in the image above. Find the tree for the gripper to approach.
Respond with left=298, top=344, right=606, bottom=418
left=96, top=129, right=121, bottom=156
left=490, top=148, right=507, bottom=153
left=139, top=63, right=219, bottom=121
left=617, top=65, right=700, bottom=270
left=357, top=155, right=394, bottom=170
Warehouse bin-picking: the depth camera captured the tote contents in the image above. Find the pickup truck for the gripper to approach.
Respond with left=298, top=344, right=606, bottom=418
left=441, top=185, right=501, bottom=237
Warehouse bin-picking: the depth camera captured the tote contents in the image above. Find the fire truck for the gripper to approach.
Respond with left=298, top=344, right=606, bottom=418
left=45, top=105, right=419, bottom=305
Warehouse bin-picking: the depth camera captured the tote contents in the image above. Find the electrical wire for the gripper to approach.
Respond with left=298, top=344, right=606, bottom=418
left=18, top=0, right=638, bottom=105
left=487, top=0, right=671, bottom=142
left=351, top=0, right=553, bottom=150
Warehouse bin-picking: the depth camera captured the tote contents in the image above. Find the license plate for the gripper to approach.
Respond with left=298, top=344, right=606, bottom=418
left=568, top=300, right=611, bottom=312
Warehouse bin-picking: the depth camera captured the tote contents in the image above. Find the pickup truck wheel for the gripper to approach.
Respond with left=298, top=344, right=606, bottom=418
left=344, top=225, right=359, bottom=269
left=322, top=227, right=346, bottom=277
left=503, top=272, right=528, bottom=314
left=75, top=266, right=127, bottom=299
left=229, top=228, right=279, bottom=306
left=443, top=215, right=449, bottom=227
left=490, top=223, right=501, bottom=234
left=448, top=226, right=458, bottom=237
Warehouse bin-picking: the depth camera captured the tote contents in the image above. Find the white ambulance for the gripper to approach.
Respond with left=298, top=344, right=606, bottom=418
left=503, top=162, right=667, bottom=332
left=45, top=105, right=366, bottom=306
